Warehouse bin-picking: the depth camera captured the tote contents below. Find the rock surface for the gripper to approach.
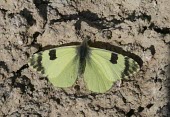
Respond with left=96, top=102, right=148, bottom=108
left=0, top=0, right=169, bottom=117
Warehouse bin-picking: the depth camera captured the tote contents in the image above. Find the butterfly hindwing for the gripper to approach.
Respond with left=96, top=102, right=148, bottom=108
left=83, top=47, right=140, bottom=93
left=29, top=46, right=79, bottom=87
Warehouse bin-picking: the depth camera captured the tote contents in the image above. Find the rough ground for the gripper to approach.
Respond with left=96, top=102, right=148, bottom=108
left=0, top=0, right=170, bottom=117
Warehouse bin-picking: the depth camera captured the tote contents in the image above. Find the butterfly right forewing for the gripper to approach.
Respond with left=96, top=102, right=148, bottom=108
left=83, top=47, right=140, bottom=93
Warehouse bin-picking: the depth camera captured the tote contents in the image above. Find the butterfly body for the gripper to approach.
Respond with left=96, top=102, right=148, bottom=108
left=29, top=40, right=140, bottom=93
left=77, top=39, right=90, bottom=75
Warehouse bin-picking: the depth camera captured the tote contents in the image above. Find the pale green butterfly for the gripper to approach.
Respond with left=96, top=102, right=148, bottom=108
left=28, top=39, right=140, bottom=93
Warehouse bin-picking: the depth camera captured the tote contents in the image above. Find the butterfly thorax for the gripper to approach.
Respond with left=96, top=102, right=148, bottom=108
left=77, top=39, right=90, bottom=75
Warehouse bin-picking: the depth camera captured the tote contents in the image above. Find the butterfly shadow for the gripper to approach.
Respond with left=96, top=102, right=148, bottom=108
left=40, top=42, right=80, bottom=52
left=39, top=40, right=143, bottom=67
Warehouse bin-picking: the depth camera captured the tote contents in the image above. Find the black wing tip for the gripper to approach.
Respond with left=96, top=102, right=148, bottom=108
left=29, top=53, right=45, bottom=74
left=121, top=57, right=140, bottom=78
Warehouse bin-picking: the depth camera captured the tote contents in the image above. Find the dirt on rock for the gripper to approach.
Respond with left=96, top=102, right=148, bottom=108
left=0, top=0, right=170, bottom=117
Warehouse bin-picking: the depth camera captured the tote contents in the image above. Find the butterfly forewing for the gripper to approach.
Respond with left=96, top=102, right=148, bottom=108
left=83, top=47, right=140, bottom=93
left=29, top=46, right=80, bottom=87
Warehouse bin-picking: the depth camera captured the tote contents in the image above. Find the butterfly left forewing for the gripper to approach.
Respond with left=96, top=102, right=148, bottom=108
left=29, top=46, right=79, bottom=87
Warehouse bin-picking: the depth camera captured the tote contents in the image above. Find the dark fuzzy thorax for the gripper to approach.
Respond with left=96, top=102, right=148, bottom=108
left=77, top=39, right=90, bottom=75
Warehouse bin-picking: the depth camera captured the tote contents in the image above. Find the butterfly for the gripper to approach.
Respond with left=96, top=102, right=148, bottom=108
left=28, top=39, right=140, bottom=93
